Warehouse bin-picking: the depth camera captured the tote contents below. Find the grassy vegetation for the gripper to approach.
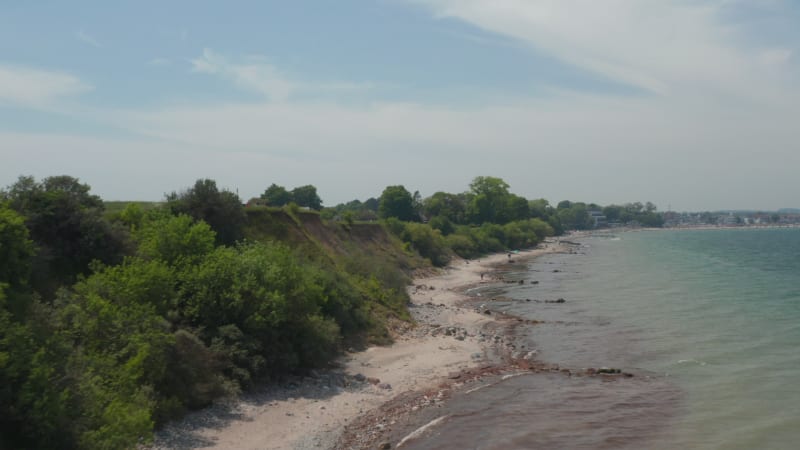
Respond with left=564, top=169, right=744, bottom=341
left=103, top=201, right=161, bottom=218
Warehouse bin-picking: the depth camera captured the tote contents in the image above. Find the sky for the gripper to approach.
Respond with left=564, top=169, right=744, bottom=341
left=1, top=0, right=799, bottom=211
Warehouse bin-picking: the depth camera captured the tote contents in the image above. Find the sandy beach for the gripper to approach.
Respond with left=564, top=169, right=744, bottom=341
left=149, top=242, right=565, bottom=450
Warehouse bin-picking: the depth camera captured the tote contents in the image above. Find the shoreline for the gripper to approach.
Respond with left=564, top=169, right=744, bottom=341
left=148, top=242, right=568, bottom=449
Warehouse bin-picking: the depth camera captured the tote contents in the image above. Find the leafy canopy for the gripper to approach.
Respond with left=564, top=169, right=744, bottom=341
left=378, top=185, right=416, bottom=221
left=1, top=175, right=129, bottom=297
left=167, top=179, right=245, bottom=246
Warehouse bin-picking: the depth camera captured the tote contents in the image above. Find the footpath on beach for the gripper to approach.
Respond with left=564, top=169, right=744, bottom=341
left=149, top=241, right=566, bottom=450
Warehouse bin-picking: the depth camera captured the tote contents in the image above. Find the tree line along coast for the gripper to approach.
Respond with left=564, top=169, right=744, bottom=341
left=1, top=174, right=663, bottom=449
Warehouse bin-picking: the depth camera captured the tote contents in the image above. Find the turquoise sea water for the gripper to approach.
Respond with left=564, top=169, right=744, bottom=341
left=572, top=229, right=800, bottom=449
left=403, top=228, right=800, bottom=449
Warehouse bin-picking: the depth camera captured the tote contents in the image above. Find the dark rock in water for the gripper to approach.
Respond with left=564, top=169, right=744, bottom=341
left=525, top=299, right=531, bottom=302
left=354, top=373, right=366, bottom=382
left=597, top=367, right=622, bottom=374
left=553, top=269, right=560, bottom=273
left=483, top=309, right=492, bottom=315
left=519, top=280, right=524, bottom=285
left=531, top=280, right=539, bottom=284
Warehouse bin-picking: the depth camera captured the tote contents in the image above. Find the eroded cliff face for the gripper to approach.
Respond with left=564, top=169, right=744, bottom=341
left=245, top=209, right=419, bottom=269
left=244, top=208, right=427, bottom=343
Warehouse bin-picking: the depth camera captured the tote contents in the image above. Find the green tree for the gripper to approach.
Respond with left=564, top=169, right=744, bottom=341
left=558, top=202, right=593, bottom=230
left=0, top=204, right=34, bottom=289
left=428, top=215, right=455, bottom=236
left=528, top=199, right=563, bottom=235
left=400, top=222, right=450, bottom=267
left=363, top=197, right=379, bottom=212
left=0, top=283, right=74, bottom=449
left=178, top=242, right=340, bottom=382
left=470, top=176, right=510, bottom=197
left=290, top=185, right=322, bottom=210
left=2, top=175, right=129, bottom=298
left=528, top=199, right=551, bottom=219
left=167, top=179, right=245, bottom=246
left=557, top=200, right=572, bottom=210
left=602, top=205, right=623, bottom=222
left=378, top=185, right=416, bottom=221
left=602, top=202, right=663, bottom=227
left=261, top=183, right=292, bottom=207
left=422, top=192, right=467, bottom=224
left=135, top=213, right=216, bottom=267
left=467, top=176, right=514, bottom=224
left=117, top=202, right=146, bottom=230
left=58, top=278, right=173, bottom=448
left=502, top=194, right=530, bottom=223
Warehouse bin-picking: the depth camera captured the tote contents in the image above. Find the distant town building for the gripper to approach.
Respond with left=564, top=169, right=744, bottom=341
left=589, top=210, right=608, bottom=228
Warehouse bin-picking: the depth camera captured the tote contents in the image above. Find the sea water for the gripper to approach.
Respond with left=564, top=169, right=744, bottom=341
left=402, top=228, right=800, bottom=449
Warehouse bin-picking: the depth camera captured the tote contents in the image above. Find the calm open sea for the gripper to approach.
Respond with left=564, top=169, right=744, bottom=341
left=403, top=228, right=800, bottom=449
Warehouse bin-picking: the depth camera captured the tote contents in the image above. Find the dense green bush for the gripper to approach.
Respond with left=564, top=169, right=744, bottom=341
left=400, top=222, right=451, bottom=267
left=387, top=217, right=555, bottom=263
left=134, top=212, right=216, bottom=267
left=166, top=179, right=246, bottom=246
left=2, top=176, right=131, bottom=298
left=0, top=179, right=414, bottom=449
left=178, top=242, right=341, bottom=382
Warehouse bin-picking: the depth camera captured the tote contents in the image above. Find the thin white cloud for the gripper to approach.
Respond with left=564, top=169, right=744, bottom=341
left=191, top=48, right=295, bottom=101
left=0, top=64, right=91, bottom=108
left=412, top=0, right=796, bottom=104
left=190, top=48, right=374, bottom=102
left=76, top=29, right=102, bottom=48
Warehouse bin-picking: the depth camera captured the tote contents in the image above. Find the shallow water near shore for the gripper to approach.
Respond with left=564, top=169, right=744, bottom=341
left=402, top=228, right=800, bottom=449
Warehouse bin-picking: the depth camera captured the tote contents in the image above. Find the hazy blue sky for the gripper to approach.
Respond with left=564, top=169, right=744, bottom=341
left=2, top=0, right=799, bottom=211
